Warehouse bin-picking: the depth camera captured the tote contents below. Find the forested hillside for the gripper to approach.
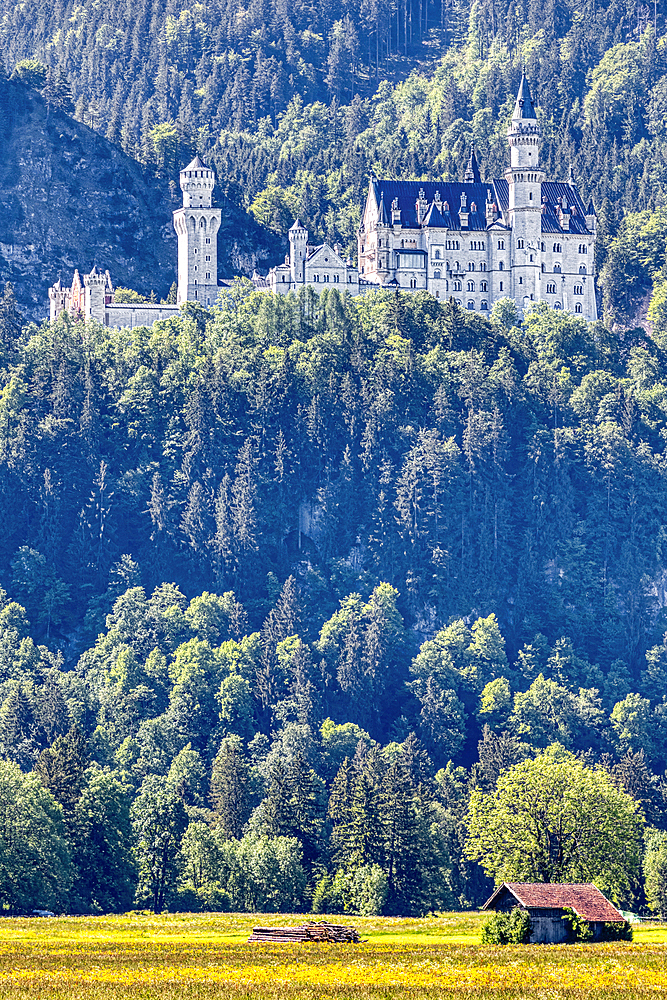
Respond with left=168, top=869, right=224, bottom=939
left=0, top=289, right=666, bottom=915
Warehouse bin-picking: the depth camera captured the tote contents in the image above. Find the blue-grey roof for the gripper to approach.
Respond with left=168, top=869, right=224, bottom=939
left=513, top=76, right=537, bottom=120
left=369, top=176, right=592, bottom=236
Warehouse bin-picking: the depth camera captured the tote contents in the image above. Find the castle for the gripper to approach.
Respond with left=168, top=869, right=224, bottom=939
left=50, top=77, right=597, bottom=326
left=49, top=155, right=221, bottom=327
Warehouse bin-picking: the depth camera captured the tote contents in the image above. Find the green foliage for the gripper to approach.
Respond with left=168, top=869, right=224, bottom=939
left=643, top=828, right=667, bottom=919
left=465, top=744, right=644, bottom=901
left=480, top=906, right=531, bottom=944
left=562, top=907, right=594, bottom=942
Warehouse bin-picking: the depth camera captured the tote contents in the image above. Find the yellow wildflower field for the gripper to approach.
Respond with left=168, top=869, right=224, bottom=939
left=0, top=912, right=664, bottom=999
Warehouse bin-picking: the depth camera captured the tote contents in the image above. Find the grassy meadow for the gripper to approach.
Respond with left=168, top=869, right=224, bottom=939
left=0, top=911, right=665, bottom=999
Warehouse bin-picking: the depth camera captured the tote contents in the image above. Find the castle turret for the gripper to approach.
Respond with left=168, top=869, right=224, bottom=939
left=173, top=155, right=222, bottom=306
left=84, top=266, right=108, bottom=323
left=505, top=76, right=544, bottom=312
left=289, top=219, right=308, bottom=284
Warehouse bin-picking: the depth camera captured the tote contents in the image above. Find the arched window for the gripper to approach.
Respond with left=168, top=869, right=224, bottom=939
left=435, top=290, right=440, bottom=298
left=541, top=242, right=546, bottom=251
left=467, top=300, right=475, bottom=310
left=434, top=270, right=441, bottom=279
left=435, top=249, right=441, bottom=259
left=467, top=280, right=475, bottom=292
left=554, top=263, right=561, bottom=273
left=517, top=239, right=524, bottom=248
left=468, top=262, right=475, bottom=271
left=481, top=300, right=488, bottom=310
left=206, top=271, right=211, bottom=279
left=574, top=284, right=583, bottom=295
left=480, top=281, right=488, bottom=292
left=455, top=299, right=462, bottom=305
left=282, top=275, right=285, bottom=282
left=453, top=280, right=462, bottom=291
left=480, top=262, right=486, bottom=271
left=579, top=265, right=586, bottom=274
left=499, top=281, right=503, bottom=291
left=314, top=274, right=319, bottom=282
left=575, top=303, right=582, bottom=313
left=541, top=263, right=545, bottom=272
left=554, top=301, right=562, bottom=309
left=200, top=219, right=205, bottom=228
left=499, top=261, right=504, bottom=271
left=547, top=283, right=556, bottom=294
left=498, top=240, right=505, bottom=249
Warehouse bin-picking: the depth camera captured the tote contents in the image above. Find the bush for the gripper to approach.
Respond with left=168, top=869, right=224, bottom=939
left=562, top=907, right=594, bottom=942
left=481, top=907, right=531, bottom=944
left=601, top=920, right=633, bottom=941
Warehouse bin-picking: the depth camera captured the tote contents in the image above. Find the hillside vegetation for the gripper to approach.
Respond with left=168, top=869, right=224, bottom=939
left=0, top=292, right=665, bottom=914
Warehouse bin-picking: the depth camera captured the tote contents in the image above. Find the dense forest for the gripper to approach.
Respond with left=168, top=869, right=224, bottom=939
left=0, top=286, right=666, bottom=915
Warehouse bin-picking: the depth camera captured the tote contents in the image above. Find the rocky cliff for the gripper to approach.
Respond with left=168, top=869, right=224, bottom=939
left=0, top=76, right=280, bottom=322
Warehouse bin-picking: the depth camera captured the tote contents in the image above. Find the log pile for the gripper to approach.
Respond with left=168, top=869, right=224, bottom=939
left=248, top=921, right=361, bottom=943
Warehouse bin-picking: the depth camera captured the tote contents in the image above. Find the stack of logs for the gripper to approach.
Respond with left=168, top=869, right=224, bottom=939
left=248, top=921, right=361, bottom=943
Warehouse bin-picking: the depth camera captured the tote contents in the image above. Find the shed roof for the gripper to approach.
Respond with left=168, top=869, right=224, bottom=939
left=483, top=883, right=624, bottom=923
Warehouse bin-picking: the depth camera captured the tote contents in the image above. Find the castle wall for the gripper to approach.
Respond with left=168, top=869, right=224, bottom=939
left=105, top=304, right=179, bottom=328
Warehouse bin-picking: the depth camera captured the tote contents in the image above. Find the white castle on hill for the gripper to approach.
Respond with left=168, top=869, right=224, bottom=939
left=50, top=78, right=597, bottom=326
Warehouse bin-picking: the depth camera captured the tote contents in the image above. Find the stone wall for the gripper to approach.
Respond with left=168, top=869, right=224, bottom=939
left=105, top=304, right=179, bottom=328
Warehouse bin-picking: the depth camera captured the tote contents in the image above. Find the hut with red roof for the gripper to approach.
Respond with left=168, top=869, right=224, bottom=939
left=482, top=882, right=625, bottom=943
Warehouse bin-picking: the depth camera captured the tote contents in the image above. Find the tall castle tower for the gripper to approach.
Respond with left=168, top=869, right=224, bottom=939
left=173, top=156, right=222, bottom=306
left=289, top=219, right=308, bottom=284
left=506, top=76, right=544, bottom=311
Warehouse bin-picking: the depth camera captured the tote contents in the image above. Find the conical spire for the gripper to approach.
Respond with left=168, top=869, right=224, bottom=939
left=378, top=190, right=390, bottom=225
left=464, top=145, right=481, bottom=183
left=512, top=75, right=537, bottom=120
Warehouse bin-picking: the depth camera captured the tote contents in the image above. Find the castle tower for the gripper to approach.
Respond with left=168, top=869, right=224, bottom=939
left=505, top=76, right=544, bottom=311
left=173, top=155, right=222, bottom=307
left=289, top=219, right=308, bottom=284
left=83, top=266, right=108, bottom=323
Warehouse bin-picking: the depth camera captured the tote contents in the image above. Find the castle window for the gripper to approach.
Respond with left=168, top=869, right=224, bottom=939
left=547, top=283, right=556, bottom=294
left=401, top=240, right=404, bottom=247
left=314, top=274, right=319, bottom=282
left=206, top=272, right=211, bottom=279
left=194, top=279, right=198, bottom=285
left=468, top=262, right=475, bottom=271
left=194, top=265, right=198, bottom=271
left=541, top=242, right=545, bottom=251
left=194, top=290, right=198, bottom=298
left=499, top=261, right=504, bottom=271
left=530, top=254, right=534, bottom=262
left=348, top=275, right=352, bottom=282
left=193, top=248, right=198, bottom=254
left=499, top=281, right=503, bottom=291
left=467, top=280, right=475, bottom=291
left=206, top=255, right=211, bottom=262
left=467, top=300, right=474, bottom=310
left=435, top=250, right=441, bottom=259
left=519, top=277, right=523, bottom=284
left=579, top=265, right=586, bottom=274
left=436, top=290, right=440, bottom=298
left=324, top=274, right=329, bottom=282
left=553, top=242, right=562, bottom=253
left=200, top=219, right=205, bottom=228
left=282, top=276, right=285, bottom=282
left=574, top=284, right=583, bottom=295
left=453, top=280, right=462, bottom=291
left=575, top=303, right=582, bottom=313
left=480, top=281, right=488, bottom=292
left=554, top=263, right=561, bottom=272
left=334, top=274, right=340, bottom=283
left=480, top=262, right=486, bottom=271
left=498, top=240, right=505, bottom=249
left=434, top=270, right=441, bottom=279
left=529, top=192, right=533, bottom=200
left=517, top=239, right=524, bottom=248
left=471, top=203, right=477, bottom=213
left=541, top=263, right=545, bottom=272
left=206, top=238, right=211, bottom=244
left=481, top=300, right=488, bottom=310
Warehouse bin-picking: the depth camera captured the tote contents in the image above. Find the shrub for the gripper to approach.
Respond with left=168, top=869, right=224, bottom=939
left=481, top=907, right=531, bottom=944
left=601, top=919, right=633, bottom=941
left=562, top=907, right=594, bottom=942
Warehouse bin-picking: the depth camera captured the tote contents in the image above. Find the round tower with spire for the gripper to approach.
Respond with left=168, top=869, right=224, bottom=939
left=505, top=76, right=544, bottom=312
left=173, top=155, right=222, bottom=306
